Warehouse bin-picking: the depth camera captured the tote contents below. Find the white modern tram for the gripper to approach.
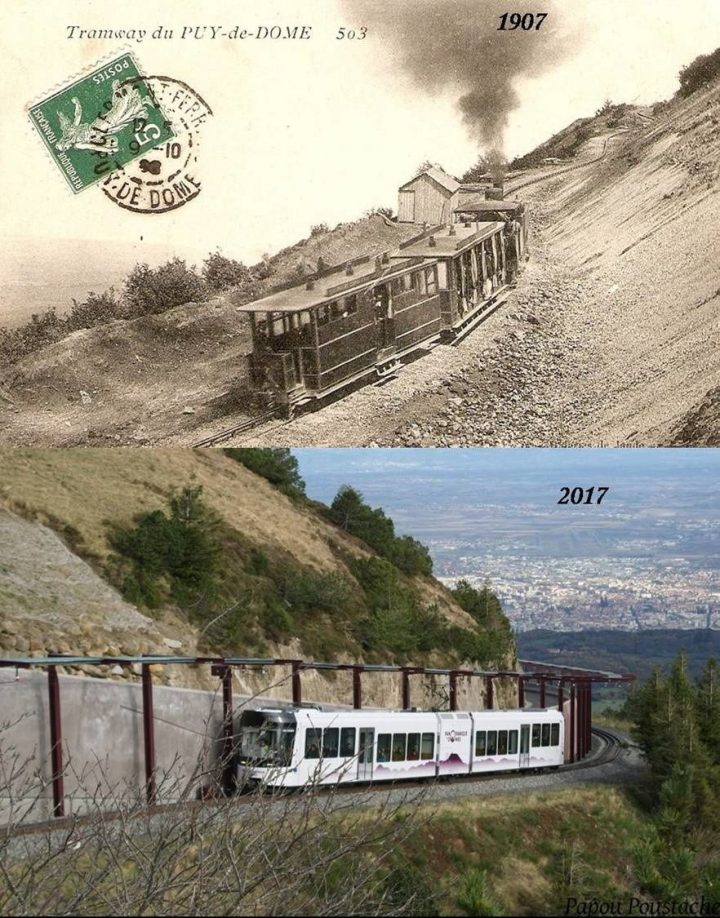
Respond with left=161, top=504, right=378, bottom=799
left=236, top=706, right=565, bottom=789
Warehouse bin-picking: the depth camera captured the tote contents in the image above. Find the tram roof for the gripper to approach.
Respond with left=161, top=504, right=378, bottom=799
left=453, top=198, right=525, bottom=214
left=236, top=255, right=438, bottom=314
left=392, top=221, right=505, bottom=259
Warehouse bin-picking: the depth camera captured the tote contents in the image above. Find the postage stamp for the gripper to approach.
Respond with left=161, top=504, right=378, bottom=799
left=101, top=75, right=213, bottom=214
left=27, top=52, right=176, bottom=194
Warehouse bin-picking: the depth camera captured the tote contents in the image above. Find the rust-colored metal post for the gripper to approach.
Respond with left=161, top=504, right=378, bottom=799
left=401, top=668, right=411, bottom=711
left=449, top=671, right=458, bottom=711
left=586, top=682, right=592, bottom=756
left=569, top=682, right=576, bottom=764
left=539, top=676, right=546, bottom=708
left=141, top=663, right=157, bottom=805
left=518, top=675, right=525, bottom=708
left=215, top=664, right=235, bottom=795
left=352, top=666, right=362, bottom=709
left=291, top=661, right=302, bottom=705
left=485, top=675, right=494, bottom=710
left=47, top=666, right=65, bottom=818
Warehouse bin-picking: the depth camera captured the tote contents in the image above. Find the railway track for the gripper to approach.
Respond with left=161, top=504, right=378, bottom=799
left=505, top=130, right=628, bottom=197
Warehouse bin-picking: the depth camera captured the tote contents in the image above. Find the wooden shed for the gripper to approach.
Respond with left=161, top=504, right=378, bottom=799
left=397, top=168, right=460, bottom=224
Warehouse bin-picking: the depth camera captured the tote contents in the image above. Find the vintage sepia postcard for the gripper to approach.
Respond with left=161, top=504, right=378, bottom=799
left=1, top=0, right=719, bottom=448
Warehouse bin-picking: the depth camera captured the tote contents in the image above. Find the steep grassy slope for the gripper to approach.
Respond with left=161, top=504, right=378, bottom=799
left=0, top=449, right=516, bottom=700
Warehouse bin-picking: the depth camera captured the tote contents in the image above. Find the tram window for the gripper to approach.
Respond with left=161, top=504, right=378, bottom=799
left=486, top=731, right=497, bottom=756
left=272, top=314, right=285, bottom=336
left=532, top=725, right=541, bottom=747
left=475, top=731, right=486, bottom=757
left=392, top=734, right=407, bottom=762
left=298, top=310, right=312, bottom=327
left=425, top=267, right=438, bottom=295
left=402, top=272, right=414, bottom=292
left=340, top=728, right=356, bottom=757
left=344, top=294, right=358, bottom=315
left=541, top=724, right=551, bottom=747
left=305, top=728, right=322, bottom=759
left=509, top=731, right=518, bottom=754
left=377, top=734, right=391, bottom=763
left=551, top=724, right=560, bottom=746
left=328, top=301, right=342, bottom=322
left=421, top=733, right=434, bottom=760
left=391, top=278, right=403, bottom=296
left=416, top=271, right=427, bottom=295
left=322, top=728, right=339, bottom=758
left=498, top=731, right=508, bottom=755
left=437, top=262, right=448, bottom=289
left=317, top=305, right=330, bottom=327
left=407, top=734, right=420, bottom=761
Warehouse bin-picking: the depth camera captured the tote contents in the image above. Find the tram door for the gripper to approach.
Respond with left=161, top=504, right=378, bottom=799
left=519, top=725, right=531, bottom=769
left=357, top=728, right=375, bottom=781
left=373, top=285, right=394, bottom=349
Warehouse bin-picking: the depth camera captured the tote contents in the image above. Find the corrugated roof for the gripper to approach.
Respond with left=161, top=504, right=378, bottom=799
left=400, top=167, right=460, bottom=194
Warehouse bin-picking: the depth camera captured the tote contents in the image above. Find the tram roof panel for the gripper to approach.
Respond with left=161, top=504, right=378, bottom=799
left=392, top=221, right=505, bottom=259
left=236, top=255, right=438, bottom=314
left=453, top=198, right=525, bottom=214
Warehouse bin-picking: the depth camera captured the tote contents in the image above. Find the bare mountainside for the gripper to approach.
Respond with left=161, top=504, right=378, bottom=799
left=0, top=449, right=516, bottom=704
left=1, top=81, right=719, bottom=445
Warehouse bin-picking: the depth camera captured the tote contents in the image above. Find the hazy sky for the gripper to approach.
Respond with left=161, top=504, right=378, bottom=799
left=2, top=0, right=719, bottom=274
left=295, top=447, right=720, bottom=522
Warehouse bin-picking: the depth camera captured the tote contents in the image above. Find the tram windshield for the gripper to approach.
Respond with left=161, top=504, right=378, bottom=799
left=238, top=710, right=296, bottom=767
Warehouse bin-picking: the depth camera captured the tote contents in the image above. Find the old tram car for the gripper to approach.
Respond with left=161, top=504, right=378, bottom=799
left=240, top=211, right=527, bottom=413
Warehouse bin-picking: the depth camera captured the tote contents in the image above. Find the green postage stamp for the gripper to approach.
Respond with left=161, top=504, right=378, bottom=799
left=28, top=52, right=175, bottom=193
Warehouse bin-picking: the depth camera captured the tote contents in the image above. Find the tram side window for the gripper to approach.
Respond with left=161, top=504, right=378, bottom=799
left=340, top=728, right=356, bottom=757
left=402, top=272, right=415, bottom=293
left=272, top=314, right=285, bottom=336
left=475, top=731, right=486, bottom=756
left=407, top=733, right=421, bottom=761
left=541, top=724, right=551, bottom=747
left=344, top=294, right=358, bottom=316
left=377, top=734, right=391, bottom=763
left=317, top=305, right=330, bottom=327
left=486, top=731, right=497, bottom=756
left=323, top=728, right=339, bottom=758
left=392, top=734, right=407, bottom=762
left=298, top=310, right=312, bottom=327
left=532, top=724, right=541, bottom=747
left=425, top=266, right=438, bottom=295
left=509, top=730, right=518, bottom=754
left=551, top=724, right=560, bottom=746
left=421, top=733, right=435, bottom=760
left=305, top=728, right=322, bottom=759
left=498, top=730, right=508, bottom=755
left=436, top=262, right=448, bottom=289
left=415, top=271, right=428, bottom=296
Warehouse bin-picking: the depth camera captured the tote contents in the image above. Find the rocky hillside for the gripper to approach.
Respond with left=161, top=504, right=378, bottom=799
left=0, top=449, right=517, bottom=707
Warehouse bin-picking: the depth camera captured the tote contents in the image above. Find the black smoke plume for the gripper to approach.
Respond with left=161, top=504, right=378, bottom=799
left=345, top=0, right=571, bottom=164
